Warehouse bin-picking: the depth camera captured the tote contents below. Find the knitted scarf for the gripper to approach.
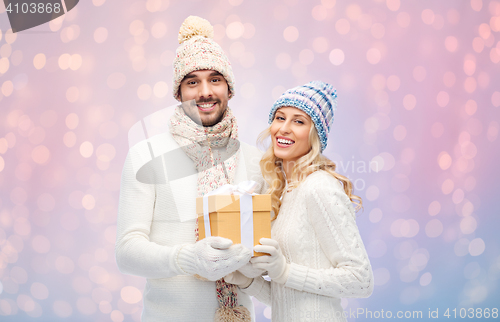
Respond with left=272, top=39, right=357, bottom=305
left=169, top=106, right=251, bottom=322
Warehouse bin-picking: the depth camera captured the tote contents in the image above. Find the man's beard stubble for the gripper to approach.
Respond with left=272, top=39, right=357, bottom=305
left=199, top=98, right=227, bottom=127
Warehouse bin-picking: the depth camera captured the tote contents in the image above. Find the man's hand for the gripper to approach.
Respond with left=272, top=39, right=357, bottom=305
left=251, top=238, right=289, bottom=284
left=176, top=236, right=252, bottom=281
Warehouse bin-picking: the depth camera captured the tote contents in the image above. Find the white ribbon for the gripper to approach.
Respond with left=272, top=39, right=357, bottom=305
left=202, top=181, right=259, bottom=251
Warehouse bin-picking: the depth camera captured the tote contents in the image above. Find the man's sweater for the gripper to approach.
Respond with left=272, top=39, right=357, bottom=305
left=115, top=129, right=264, bottom=322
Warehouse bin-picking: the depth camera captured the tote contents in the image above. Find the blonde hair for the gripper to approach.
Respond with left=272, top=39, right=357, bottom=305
left=258, top=124, right=362, bottom=220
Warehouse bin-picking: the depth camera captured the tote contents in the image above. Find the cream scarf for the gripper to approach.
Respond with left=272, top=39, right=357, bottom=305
left=169, top=106, right=251, bottom=322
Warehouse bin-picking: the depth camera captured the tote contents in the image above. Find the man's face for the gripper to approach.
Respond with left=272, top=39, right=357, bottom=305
left=179, top=70, right=230, bottom=127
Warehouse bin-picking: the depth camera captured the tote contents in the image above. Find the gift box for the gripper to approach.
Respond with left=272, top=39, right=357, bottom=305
left=196, top=193, right=271, bottom=256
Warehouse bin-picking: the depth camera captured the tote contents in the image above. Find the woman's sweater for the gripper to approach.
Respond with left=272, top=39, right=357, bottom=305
left=243, top=170, right=373, bottom=322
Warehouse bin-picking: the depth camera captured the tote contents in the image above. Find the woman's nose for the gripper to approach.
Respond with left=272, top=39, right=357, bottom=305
left=278, top=120, right=291, bottom=134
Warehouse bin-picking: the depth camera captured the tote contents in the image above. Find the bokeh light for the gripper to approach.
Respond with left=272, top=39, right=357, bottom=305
left=283, top=26, right=299, bottom=42
left=329, top=49, right=345, bottom=66
left=94, top=27, right=108, bottom=44
left=33, top=53, right=46, bottom=70
left=226, top=21, right=244, bottom=40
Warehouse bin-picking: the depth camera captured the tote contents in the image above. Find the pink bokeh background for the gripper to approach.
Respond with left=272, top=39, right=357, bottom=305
left=0, top=0, right=499, bottom=321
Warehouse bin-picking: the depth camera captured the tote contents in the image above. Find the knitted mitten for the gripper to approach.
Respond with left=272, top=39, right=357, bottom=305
left=224, top=271, right=253, bottom=288
left=177, top=236, right=252, bottom=281
left=238, top=262, right=266, bottom=278
left=251, top=238, right=290, bottom=284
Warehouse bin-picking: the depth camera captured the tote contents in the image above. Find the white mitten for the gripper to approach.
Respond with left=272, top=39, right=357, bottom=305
left=224, top=270, right=253, bottom=288
left=238, top=262, right=266, bottom=278
left=251, top=238, right=289, bottom=284
left=177, top=236, right=252, bottom=281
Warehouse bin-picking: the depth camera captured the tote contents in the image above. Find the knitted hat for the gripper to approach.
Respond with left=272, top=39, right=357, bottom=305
left=268, top=81, right=337, bottom=152
left=172, top=16, right=235, bottom=101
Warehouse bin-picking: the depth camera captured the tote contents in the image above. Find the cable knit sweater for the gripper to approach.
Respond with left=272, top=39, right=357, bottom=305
left=115, top=129, right=265, bottom=322
left=242, top=170, right=373, bottom=322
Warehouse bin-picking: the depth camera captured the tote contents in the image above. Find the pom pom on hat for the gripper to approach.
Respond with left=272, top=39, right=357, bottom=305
left=178, top=16, right=214, bottom=44
left=173, top=16, right=235, bottom=101
left=269, top=81, right=337, bottom=152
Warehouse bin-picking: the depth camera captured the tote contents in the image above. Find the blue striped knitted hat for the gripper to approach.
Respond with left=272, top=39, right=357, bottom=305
left=268, top=81, right=337, bottom=152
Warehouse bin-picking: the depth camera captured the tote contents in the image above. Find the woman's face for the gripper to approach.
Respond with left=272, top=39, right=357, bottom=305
left=270, top=106, right=312, bottom=164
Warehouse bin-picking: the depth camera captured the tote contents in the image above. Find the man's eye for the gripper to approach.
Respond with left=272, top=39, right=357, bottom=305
left=211, top=78, right=221, bottom=82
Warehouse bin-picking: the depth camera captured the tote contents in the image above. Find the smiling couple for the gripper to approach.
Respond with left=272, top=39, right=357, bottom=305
left=116, top=16, right=373, bottom=322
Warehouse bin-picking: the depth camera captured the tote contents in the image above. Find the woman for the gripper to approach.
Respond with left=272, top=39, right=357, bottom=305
left=225, top=81, right=373, bottom=321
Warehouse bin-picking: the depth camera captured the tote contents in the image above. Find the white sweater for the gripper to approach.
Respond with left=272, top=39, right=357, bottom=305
left=242, top=171, right=373, bottom=322
left=115, top=129, right=265, bottom=322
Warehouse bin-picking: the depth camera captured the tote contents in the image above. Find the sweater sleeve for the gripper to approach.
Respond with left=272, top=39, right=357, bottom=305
left=240, top=276, right=272, bottom=306
left=115, top=151, right=185, bottom=279
left=284, top=174, right=374, bottom=298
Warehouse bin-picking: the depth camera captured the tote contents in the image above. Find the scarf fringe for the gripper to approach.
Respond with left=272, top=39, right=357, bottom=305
left=215, top=306, right=251, bottom=322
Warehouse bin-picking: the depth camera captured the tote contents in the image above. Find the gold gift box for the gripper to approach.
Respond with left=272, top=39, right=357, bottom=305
left=196, top=194, right=272, bottom=256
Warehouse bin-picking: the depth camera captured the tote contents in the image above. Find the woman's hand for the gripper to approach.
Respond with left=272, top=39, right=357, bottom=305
left=224, top=270, right=253, bottom=288
left=238, top=262, right=266, bottom=278
left=251, top=238, right=289, bottom=284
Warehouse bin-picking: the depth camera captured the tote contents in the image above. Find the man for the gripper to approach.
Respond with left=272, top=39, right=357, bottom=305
left=115, top=16, right=264, bottom=322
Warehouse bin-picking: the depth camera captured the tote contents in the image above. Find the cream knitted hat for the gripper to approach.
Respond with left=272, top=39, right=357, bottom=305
left=172, top=16, right=235, bottom=101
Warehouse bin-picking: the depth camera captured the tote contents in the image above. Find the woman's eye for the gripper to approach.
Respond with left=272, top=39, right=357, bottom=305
left=275, top=116, right=285, bottom=121
left=295, top=120, right=304, bottom=124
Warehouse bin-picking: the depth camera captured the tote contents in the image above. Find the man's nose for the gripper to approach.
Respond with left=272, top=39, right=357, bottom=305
left=199, top=80, right=213, bottom=99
